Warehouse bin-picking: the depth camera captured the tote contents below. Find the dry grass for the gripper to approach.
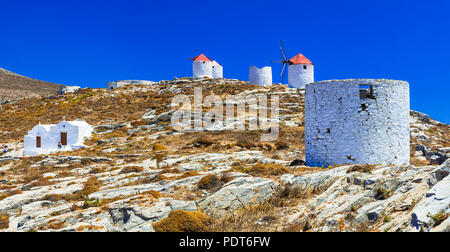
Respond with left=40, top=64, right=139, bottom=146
left=233, top=162, right=289, bottom=177
left=153, top=210, right=212, bottom=232
left=119, top=166, right=144, bottom=174
left=44, top=220, right=66, bottom=230
left=209, top=203, right=277, bottom=232
left=41, top=176, right=103, bottom=203
left=176, top=171, right=201, bottom=180
left=0, top=87, right=171, bottom=142
left=142, top=190, right=162, bottom=199
left=347, top=164, right=376, bottom=174
left=268, top=185, right=312, bottom=207
left=209, top=185, right=316, bottom=232
left=275, top=139, right=290, bottom=150
left=236, top=135, right=258, bottom=149
left=197, top=174, right=220, bottom=189
left=429, top=211, right=449, bottom=227
left=0, top=213, right=10, bottom=230
left=0, top=189, right=22, bottom=201
left=410, top=157, right=430, bottom=167
left=195, top=136, right=214, bottom=146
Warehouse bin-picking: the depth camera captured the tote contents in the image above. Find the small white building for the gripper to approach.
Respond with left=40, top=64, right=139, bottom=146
left=288, top=53, right=314, bottom=89
left=24, top=119, right=93, bottom=156
left=249, top=66, right=272, bottom=87
left=211, top=60, right=223, bottom=79
left=190, top=53, right=213, bottom=78
left=107, top=80, right=155, bottom=90
left=58, top=85, right=81, bottom=95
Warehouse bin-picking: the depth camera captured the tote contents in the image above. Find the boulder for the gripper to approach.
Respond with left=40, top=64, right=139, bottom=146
left=411, top=174, right=450, bottom=231
left=199, top=177, right=278, bottom=217
left=281, top=166, right=349, bottom=192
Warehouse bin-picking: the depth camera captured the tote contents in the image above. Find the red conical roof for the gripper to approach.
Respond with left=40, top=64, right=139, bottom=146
left=189, top=53, right=211, bottom=62
left=289, top=53, right=313, bottom=65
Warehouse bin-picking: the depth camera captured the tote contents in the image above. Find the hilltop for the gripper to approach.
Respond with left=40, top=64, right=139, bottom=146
left=0, top=78, right=449, bottom=232
left=0, top=67, right=62, bottom=102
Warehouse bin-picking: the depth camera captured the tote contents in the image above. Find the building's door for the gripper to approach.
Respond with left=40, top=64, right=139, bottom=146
left=36, top=136, right=41, bottom=148
left=61, top=132, right=67, bottom=146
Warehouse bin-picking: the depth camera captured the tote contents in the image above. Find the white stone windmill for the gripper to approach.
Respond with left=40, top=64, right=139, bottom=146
left=189, top=53, right=213, bottom=78
left=272, top=40, right=314, bottom=89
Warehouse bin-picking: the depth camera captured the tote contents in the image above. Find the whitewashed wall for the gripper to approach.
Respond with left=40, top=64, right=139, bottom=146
left=288, top=64, right=314, bottom=89
left=58, top=86, right=81, bottom=95
left=212, top=63, right=223, bottom=78
left=193, top=61, right=212, bottom=78
left=24, top=120, right=93, bottom=156
left=305, top=79, right=410, bottom=167
left=249, top=66, right=272, bottom=86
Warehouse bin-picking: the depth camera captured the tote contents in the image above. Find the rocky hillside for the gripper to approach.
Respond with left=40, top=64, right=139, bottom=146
left=0, top=78, right=448, bottom=232
left=0, top=67, right=62, bottom=102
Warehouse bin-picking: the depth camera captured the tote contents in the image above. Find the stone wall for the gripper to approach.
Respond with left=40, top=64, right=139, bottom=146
left=249, top=66, right=272, bottom=87
left=305, top=79, right=410, bottom=166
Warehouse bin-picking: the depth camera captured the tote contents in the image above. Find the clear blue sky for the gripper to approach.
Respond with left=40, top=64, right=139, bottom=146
left=1, top=0, right=449, bottom=123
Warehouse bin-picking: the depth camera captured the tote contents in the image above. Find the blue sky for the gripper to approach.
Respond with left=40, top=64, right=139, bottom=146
left=1, top=0, right=449, bottom=123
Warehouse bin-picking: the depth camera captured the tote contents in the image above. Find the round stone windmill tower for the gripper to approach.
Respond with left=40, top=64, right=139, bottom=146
left=211, top=60, right=223, bottom=78
left=305, top=79, right=410, bottom=167
left=288, top=53, right=314, bottom=89
left=190, top=53, right=212, bottom=78
left=249, top=66, right=272, bottom=86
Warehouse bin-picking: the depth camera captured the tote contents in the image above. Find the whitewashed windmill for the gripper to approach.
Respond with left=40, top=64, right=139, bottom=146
left=272, top=40, right=314, bottom=89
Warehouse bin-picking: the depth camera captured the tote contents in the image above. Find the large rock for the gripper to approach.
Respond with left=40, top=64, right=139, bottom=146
left=199, top=177, right=278, bottom=217
left=411, top=174, right=450, bottom=231
left=281, top=166, right=349, bottom=192
left=427, top=159, right=450, bottom=187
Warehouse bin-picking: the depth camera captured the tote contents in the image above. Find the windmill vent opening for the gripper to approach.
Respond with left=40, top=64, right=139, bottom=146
left=360, top=84, right=376, bottom=99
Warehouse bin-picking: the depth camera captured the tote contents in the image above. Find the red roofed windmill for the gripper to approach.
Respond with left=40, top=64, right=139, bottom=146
left=189, top=53, right=213, bottom=78
left=271, top=40, right=314, bottom=88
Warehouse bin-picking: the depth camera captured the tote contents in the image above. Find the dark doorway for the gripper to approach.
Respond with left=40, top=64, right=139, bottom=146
left=36, top=136, right=41, bottom=148
left=61, top=132, right=67, bottom=146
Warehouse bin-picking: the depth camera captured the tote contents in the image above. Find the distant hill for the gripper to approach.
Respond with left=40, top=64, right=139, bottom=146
left=0, top=67, right=63, bottom=102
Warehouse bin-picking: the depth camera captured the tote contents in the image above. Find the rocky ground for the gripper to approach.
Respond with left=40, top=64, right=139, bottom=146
left=0, top=77, right=448, bottom=232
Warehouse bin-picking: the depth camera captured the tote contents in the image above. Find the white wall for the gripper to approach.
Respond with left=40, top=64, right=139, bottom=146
left=249, top=66, right=272, bottom=87
left=305, top=79, right=410, bottom=167
left=58, top=86, right=81, bottom=95
left=212, top=64, right=223, bottom=78
left=193, top=61, right=212, bottom=78
left=24, top=120, right=93, bottom=156
left=107, top=82, right=118, bottom=90
left=288, top=64, right=314, bottom=89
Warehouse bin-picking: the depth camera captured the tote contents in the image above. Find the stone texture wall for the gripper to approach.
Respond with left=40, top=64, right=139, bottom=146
left=305, top=79, right=410, bottom=166
left=288, top=64, right=314, bottom=89
left=193, top=61, right=212, bottom=78
left=249, top=66, right=272, bottom=87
